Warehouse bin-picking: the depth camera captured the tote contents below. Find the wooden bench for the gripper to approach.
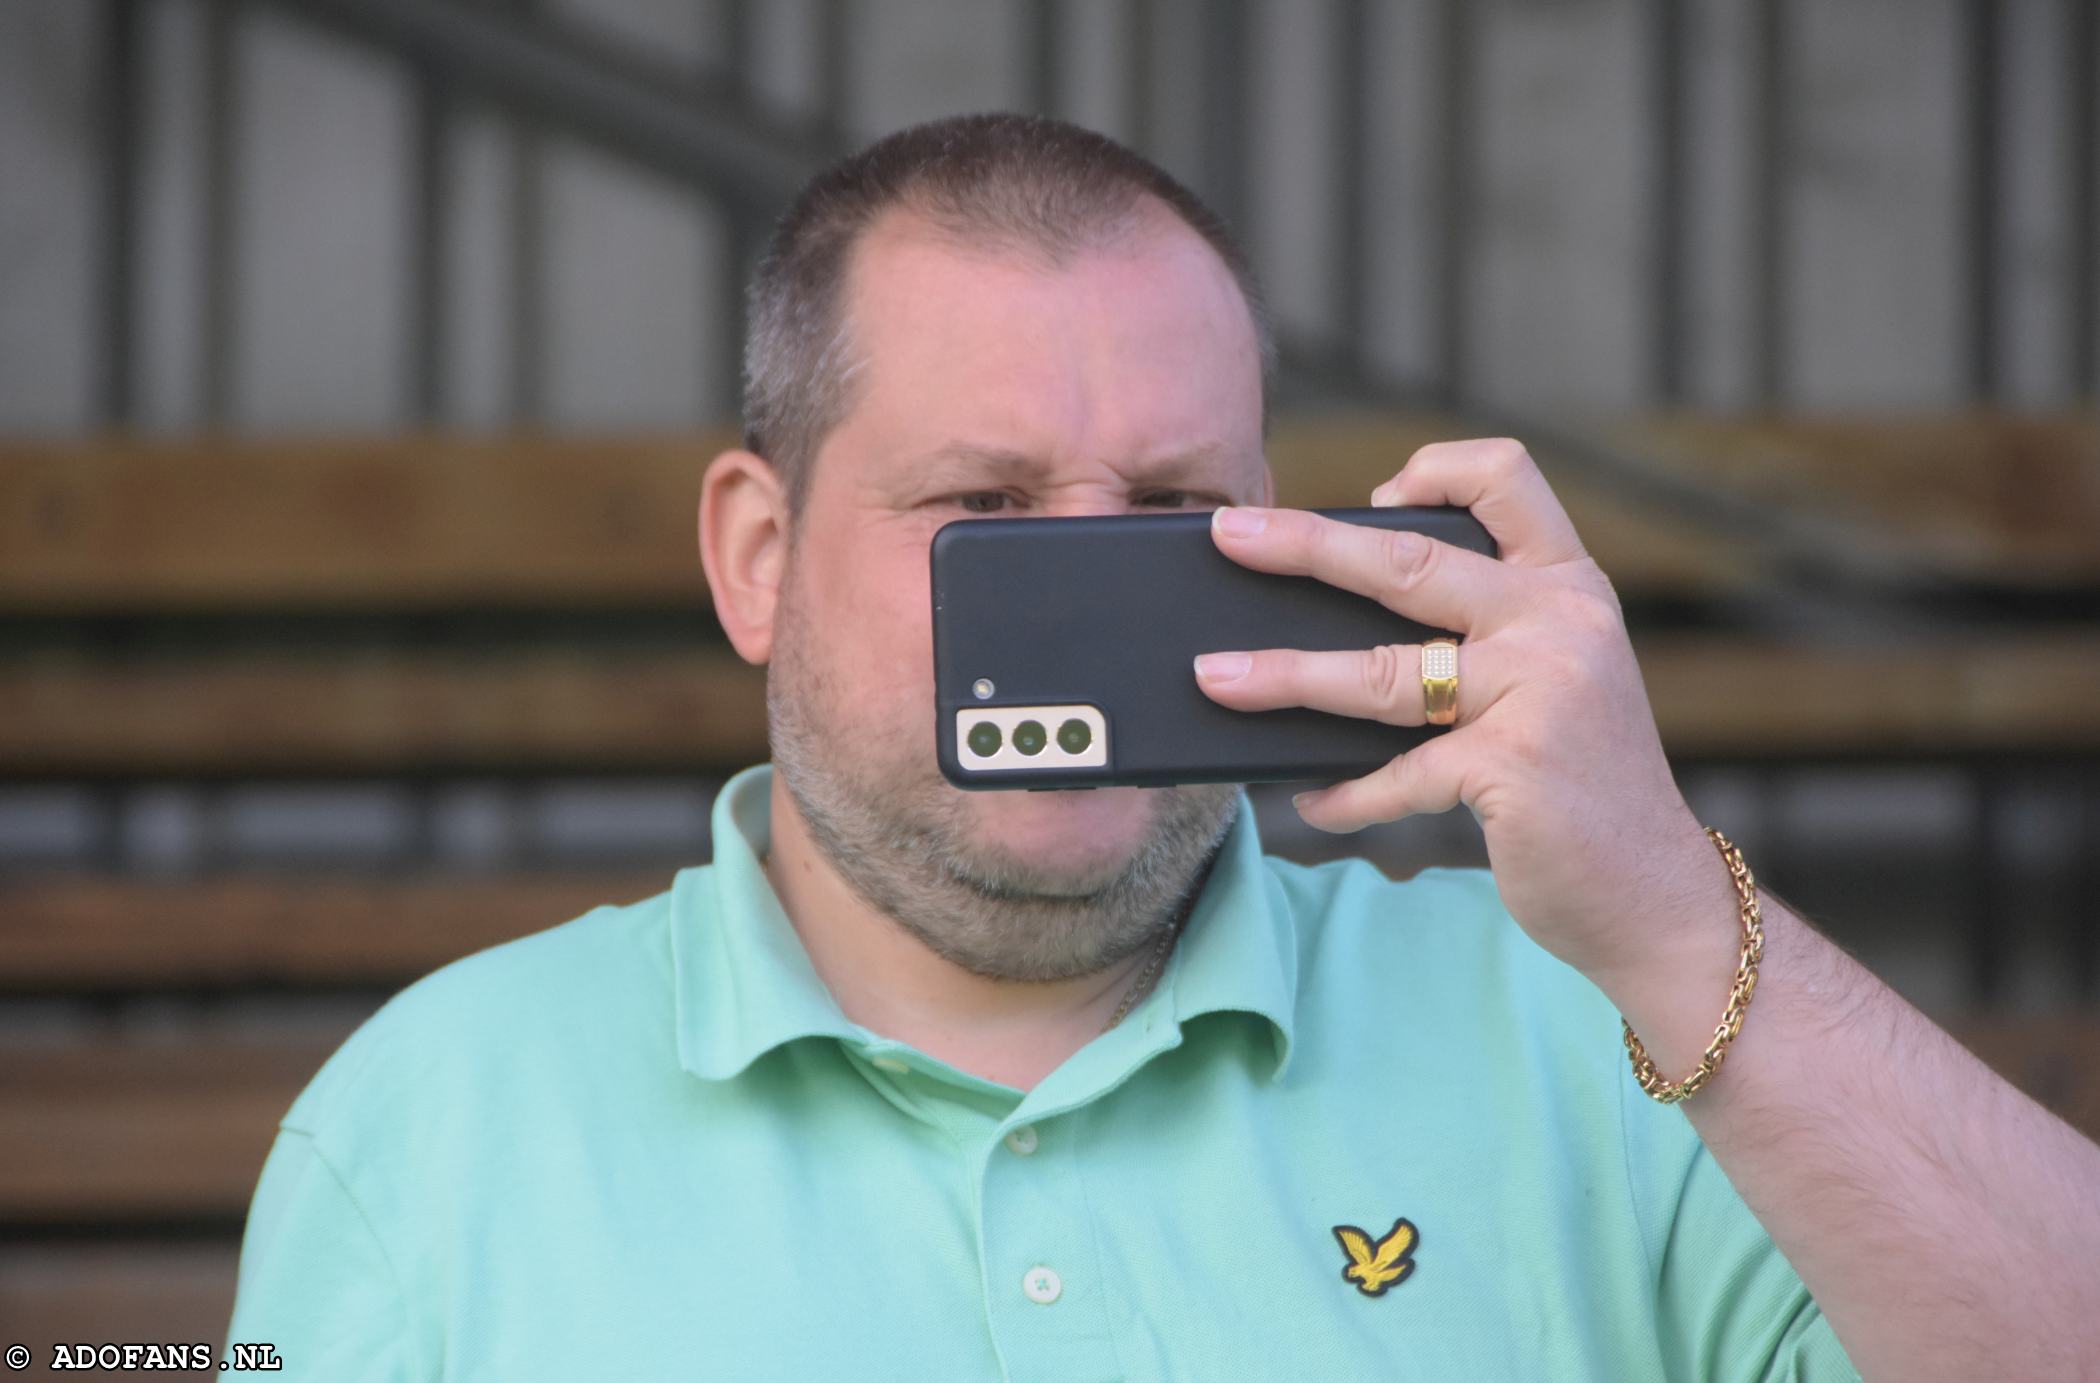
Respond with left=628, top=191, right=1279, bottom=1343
left=1, top=417, right=2094, bottom=1352
left=0, top=872, right=671, bottom=991
left=12, top=416, right=2093, bottom=615
left=3, top=631, right=2099, bottom=779
left=0, top=425, right=1761, bottom=612
left=4, top=422, right=2094, bottom=780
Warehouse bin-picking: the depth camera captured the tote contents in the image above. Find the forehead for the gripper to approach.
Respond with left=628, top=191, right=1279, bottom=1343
left=828, top=203, right=1264, bottom=472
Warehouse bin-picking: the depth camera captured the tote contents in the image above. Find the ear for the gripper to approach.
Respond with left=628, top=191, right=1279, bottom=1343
left=699, top=448, right=789, bottom=666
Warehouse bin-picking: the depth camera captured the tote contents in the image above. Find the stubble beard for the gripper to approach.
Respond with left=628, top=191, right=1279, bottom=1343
left=764, top=572, right=1241, bottom=984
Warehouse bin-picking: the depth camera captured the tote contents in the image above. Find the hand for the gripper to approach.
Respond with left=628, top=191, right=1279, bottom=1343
left=1195, top=438, right=1728, bottom=985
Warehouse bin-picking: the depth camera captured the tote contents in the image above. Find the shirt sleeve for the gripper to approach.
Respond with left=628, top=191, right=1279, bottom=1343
left=1615, top=1053, right=1865, bottom=1383
left=1640, top=1129, right=1863, bottom=1383
left=224, top=1127, right=423, bottom=1381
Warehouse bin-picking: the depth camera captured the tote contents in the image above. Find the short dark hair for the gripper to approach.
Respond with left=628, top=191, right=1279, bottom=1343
left=740, top=112, right=1277, bottom=513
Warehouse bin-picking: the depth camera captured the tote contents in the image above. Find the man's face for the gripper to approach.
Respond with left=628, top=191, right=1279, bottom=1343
left=766, top=203, right=1272, bottom=984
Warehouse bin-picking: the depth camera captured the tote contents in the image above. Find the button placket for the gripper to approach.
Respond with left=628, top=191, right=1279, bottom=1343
left=977, top=1101, right=1120, bottom=1379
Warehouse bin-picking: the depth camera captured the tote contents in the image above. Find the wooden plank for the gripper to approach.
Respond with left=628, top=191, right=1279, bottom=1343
left=1266, top=416, right=1761, bottom=594
left=0, top=1034, right=344, bottom=1223
left=2, top=630, right=2094, bottom=777
left=0, top=433, right=733, bottom=611
left=1635, top=629, right=2100, bottom=756
left=0, top=1245, right=239, bottom=1365
left=0, top=646, right=767, bottom=775
left=15, top=416, right=2088, bottom=614
left=2, top=1015, right=2093, bottom=1225
left=0, top=872, right=675, bottom=991
left=1611, top=415, right=2100, bottom=585
left=1277, top=413, right=2100, bottom=588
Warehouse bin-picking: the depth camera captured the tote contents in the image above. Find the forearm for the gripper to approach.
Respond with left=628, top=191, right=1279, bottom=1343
left=1594, top=888, right=2100, bottom=1381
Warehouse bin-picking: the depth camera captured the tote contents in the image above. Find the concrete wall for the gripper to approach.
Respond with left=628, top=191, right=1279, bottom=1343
left=1, top=0, right=2094, bottom=433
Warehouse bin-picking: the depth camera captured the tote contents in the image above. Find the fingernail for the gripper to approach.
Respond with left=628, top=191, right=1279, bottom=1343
left=1193, top=651, right=1251, bottom=682
left=1370, top=484, right=1398, bottom=507
left=1292, top=792, right=1315, bottom=812
left=1213, top=505, right=1268, bottom=537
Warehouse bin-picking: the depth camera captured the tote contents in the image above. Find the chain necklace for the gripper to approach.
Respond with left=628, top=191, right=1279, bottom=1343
left=1100, top=905, right=1191, bottom=1033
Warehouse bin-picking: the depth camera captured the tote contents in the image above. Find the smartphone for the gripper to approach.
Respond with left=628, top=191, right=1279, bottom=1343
left=930, top=505, right=1498, bottom=790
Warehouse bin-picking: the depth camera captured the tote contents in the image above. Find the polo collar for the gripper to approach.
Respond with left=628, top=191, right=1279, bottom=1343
left=671, top=763, right=1298, bottom=1085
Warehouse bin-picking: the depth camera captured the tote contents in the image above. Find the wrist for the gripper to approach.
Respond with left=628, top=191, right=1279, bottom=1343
left=1571, top=814, right=1737, bottom=996
left=1592, top=828, right=1764, bottom=1096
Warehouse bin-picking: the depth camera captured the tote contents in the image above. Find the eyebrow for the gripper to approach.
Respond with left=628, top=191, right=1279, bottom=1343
left=916, top=443, right=1240, bottom=490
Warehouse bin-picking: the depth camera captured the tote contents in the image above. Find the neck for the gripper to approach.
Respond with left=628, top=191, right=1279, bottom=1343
left=759, top=772, right=1170, bottom=1091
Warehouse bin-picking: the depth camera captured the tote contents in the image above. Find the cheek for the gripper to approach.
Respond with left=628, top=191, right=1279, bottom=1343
left=806, top=535, right=934, bottom=694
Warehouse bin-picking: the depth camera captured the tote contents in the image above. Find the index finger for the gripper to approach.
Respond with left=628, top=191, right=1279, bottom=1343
left=1371, top=438, right=1587, bottom=568
left=1209, top=504, right=1523, bottom=635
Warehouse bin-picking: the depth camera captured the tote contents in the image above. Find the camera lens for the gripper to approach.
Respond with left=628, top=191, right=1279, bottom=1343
left=1011, top=720, right=1047, bottom=756
left=1056, top=718, right=1092, bottom=754
left=967, top=721, right=1003, bottom=757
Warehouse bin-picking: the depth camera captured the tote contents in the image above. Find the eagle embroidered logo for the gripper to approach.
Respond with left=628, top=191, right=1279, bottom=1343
left=1331, top=1217, right=1419, bottom=1297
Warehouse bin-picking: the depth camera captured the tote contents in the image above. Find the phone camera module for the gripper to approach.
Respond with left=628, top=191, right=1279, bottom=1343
left=967, top=722, right=1003, bottom=757
left=1056, top=718, right=1092, bottom=754
left=1011, top=720, right=1048, bottom=756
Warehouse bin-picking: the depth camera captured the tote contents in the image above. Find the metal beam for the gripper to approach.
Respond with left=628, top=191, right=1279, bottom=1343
left=94, top=0, right=142, bottom=427
left=252, top=0, right=837, bottom=219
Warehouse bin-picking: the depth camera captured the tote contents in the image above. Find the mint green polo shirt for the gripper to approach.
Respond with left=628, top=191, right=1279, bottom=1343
left=227, top=762, right=1859, bottom=1381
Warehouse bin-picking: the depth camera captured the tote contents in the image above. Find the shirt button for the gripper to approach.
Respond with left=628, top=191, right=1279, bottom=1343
left=1003, top=1124, right=1039, bottom=1155
left=1022, top=1266, right=1062, bottom=1304
left=869, top=1055, right=910, bottom=1075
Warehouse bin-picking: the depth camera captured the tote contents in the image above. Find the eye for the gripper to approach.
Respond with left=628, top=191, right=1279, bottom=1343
left=953, top=492, right=1009, bottom=514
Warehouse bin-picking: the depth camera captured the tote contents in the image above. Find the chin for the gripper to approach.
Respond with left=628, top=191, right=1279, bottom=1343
left=964, top=783, right=1157, bottom=876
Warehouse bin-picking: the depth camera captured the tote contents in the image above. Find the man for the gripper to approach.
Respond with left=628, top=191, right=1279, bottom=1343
left=227, top=113, right=2098, bottom=1380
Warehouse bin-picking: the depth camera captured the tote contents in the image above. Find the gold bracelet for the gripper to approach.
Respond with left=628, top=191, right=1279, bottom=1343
left=1621, top=826, right=1765, bottom=1104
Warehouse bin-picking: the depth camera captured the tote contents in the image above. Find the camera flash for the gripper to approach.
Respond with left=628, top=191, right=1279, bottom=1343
left=972, top=678, right=995, bottom=699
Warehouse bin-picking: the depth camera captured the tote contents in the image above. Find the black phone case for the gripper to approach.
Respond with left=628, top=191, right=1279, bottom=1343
left=931, top=505, right=1498, bottom=790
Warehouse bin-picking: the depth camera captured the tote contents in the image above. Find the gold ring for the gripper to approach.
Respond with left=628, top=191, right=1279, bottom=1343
left=1421, top=638, right=1459, bottom=726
